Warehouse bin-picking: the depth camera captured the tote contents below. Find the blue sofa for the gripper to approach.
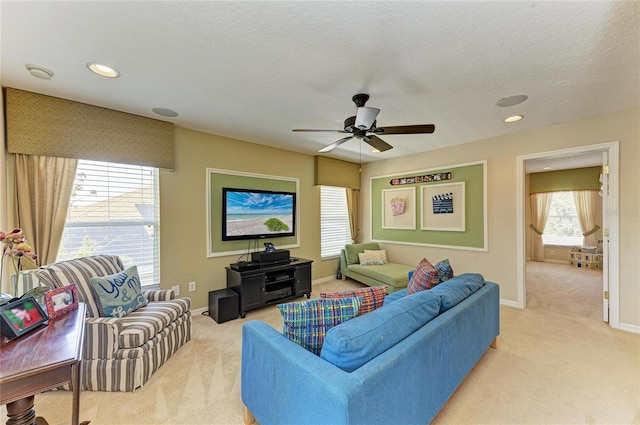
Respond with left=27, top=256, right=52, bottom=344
left=241, top=274, right=500, bottom=425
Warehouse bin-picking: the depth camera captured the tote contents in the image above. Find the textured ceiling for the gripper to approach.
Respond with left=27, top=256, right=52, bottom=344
left=1, top=1, right=639, bottom=163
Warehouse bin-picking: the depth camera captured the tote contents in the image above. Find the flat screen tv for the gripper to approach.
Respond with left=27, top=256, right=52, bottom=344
left=222, top=188, right=296, bottom=241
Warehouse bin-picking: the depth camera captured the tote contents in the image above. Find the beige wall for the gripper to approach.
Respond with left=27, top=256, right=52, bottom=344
left=159, top=127, right=338, bottom=310
left=361, top=108, right=640, bottom=329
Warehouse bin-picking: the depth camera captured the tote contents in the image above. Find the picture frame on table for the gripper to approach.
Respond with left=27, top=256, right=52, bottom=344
left=0, top=296, right=49, bottom=341
left=44, top=284, right=79, bottom=319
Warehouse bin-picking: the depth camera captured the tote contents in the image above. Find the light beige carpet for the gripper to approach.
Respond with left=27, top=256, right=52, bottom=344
left=2, top=274, right=639, bottom=425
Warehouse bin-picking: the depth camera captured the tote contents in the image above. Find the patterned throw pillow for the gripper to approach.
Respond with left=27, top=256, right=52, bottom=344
left=277, top=297, right=362, bottom=355
left=358, top=250, right=388, bottom=265
left=89, top=266, right=148, bottom=318
left=407, top=258, right=440, bottom=295
left=435, top=259, right=454, bottom=282
left=364, top=249, right=388, bottom=264
left=320, top=286, right=387, bottom=315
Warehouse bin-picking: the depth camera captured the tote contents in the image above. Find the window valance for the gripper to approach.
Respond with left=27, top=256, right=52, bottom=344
left=5, top=88, right=174, bottom=170
left=314, top=156, right=361, bottom=189
left=529, top=167, right=601, bottom=194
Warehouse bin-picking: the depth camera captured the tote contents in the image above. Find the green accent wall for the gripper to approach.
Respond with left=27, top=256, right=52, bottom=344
left=208, top=169, right=298, bottom=256
left=529, top=166, right=601, bottom=193
left=371, top=162, right=486, bottom=250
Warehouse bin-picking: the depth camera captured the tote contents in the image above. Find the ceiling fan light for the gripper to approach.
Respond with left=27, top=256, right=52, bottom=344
left=504, top=114, right=524, bottom=123
left=355, top=107, right=380, bottom=130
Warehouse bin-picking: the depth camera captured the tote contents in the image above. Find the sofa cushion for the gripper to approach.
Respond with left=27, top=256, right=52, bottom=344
left=118, top=298, right=190, bottom=349
left=344, top=243, right=380, bottom=265
left=407, top=258, right=440, bottom=294
left=435, top=259, right=454, bottom=282
left=429, top=273, right=485, bottom=313
left=38, top=255, right=124, bottom=317
left=277, top=297, right=362, bottom=355
left=320, top=286, right=387, bottom=315
left=358, top=250, right=388, bottom=265
left=347, top=263, right=413, bottom=288
left=321, top=290, right=441, bottom=372
left=383, top=288, right=407, bottom=305
left=90, top=266, right=149, bottom=318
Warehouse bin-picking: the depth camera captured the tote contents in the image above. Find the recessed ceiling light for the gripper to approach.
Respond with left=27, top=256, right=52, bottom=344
left=542, top=166, right=552, bottom=170
left=86, top=62, right=120, bottom=78
left=496, top=94, right=528, bottom=107
left=25, top=64, right=54, bottom=80
left=152, top=107, right=179, bottom=118
left=504, top=115, right=524, bottom=123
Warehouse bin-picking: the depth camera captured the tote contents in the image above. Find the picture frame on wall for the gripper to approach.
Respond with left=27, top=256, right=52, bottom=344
left=421, top=182, right=466, bottom=231
left=0, top=296, right=48, bottom=341
left=44, top=284, right=79, bottom=319
left=382, top=187, right=416, bottom=230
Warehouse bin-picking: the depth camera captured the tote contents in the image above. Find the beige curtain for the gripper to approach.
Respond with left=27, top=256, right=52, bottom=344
left=573, top=190, right=600, bottom=247
left=346, top=188, right=360, bottom=243
left=14, top=154, right=78, bottom=266
left=529, top=192, right=553, bottom=262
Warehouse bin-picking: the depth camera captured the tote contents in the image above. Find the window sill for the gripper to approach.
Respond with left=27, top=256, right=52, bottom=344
left=321, top=255, right=341, bottom=261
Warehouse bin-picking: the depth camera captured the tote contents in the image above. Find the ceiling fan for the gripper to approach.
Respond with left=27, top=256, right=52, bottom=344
left=292, top=94, right=435, bottom=153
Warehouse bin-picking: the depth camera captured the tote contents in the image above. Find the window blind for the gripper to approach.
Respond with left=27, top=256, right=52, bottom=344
left=320, top=186, right=352, bottom=259
left=57, top=160, right=160, bottom=286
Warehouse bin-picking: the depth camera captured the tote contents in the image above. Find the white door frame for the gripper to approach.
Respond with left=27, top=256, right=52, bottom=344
left=516, top=141, right=620, bottom=329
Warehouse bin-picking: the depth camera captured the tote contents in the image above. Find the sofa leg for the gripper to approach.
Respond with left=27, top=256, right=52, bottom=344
left=341, top=275, right=347, bottom=281
left=490, top=337, right=498, bottom=349
left=243, top=406, right=255, bottom=425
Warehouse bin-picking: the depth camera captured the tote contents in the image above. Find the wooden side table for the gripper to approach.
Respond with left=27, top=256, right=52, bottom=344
left=1, top=303, right=87, bottom=425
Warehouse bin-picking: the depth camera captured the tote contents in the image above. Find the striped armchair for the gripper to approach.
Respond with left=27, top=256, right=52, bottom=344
left=19, top=255, right=192, bottom=392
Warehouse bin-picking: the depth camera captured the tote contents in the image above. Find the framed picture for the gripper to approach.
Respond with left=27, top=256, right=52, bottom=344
left=382, top=187, right=416, bottom=230
left=0, top=296, right=48, bottom=341
left=421, top=182, right=466, bottom=231
left=44, top=284, right=79, bottom=319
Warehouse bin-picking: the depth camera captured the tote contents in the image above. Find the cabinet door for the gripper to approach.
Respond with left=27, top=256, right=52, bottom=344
left=294, top=264, right=312, bottom=296
left=242, top=274, right=265, bottom=311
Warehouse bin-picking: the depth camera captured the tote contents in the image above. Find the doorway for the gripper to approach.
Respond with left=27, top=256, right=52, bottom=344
left=516, top=142, right=620, bottom=329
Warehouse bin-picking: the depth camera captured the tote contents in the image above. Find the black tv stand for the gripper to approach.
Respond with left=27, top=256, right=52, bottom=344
left=226, top=258, right=312, bottom=318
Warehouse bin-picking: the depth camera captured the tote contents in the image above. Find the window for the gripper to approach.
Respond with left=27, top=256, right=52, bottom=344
left=320, top=186, right=352, bottom=259
left=542, top=191, right=583, bottom=246
left=58, top=160, right=160, bottom=287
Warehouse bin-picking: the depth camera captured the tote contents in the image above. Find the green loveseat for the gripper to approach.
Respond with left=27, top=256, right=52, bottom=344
left=340, top=242, right=414, bottom=293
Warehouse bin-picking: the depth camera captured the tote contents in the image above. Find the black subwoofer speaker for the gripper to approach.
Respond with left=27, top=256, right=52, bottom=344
left=208, top=289, right=239, bottom=324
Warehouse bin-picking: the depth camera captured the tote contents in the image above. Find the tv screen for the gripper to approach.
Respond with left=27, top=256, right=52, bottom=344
left=222, top=188, right=296, bottom=241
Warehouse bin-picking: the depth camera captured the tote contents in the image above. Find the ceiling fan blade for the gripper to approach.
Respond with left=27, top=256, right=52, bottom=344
left=374, top=124, right=435, bottom=135
left=318, top=136, right=353, bottom=153
left=292, top=129, right=349, bottom=133
left=363, top=135, right=393, bottom=152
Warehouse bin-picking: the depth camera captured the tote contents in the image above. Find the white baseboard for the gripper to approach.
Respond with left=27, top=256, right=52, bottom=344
left=618, top=323, right=640, bottom=335
left=500, top=299, right=521, bottom=309
left=191, top=306, right=207, bottom=315
left=544, top=259, right=570, bottom=265
left=313, top=276, right=339, bottom=285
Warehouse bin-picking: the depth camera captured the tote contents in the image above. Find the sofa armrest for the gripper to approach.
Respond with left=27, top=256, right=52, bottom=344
left=84, top=317, right=123, bottom=359
left=143, top=289, right=175, bottom=301
left=340, top=249, right=349, bottom=277
left=242, top=321, right=362, bottom=425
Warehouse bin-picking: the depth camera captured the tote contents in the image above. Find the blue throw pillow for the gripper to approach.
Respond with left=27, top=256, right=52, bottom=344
left=320, top=290, right=441, bottom=372
left=89, top=265, right=148, bottom=318
left=429, top=273, right=485, bottom=313
left=435, top=259, right=454, bottom=282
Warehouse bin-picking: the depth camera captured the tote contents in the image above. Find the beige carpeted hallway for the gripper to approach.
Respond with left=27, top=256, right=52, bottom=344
left=3, top=274, right=639, bottom=425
